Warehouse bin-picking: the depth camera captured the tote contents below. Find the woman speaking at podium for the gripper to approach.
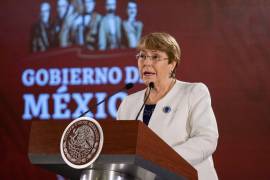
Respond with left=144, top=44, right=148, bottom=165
left=117, top=32, right=219, bottom=180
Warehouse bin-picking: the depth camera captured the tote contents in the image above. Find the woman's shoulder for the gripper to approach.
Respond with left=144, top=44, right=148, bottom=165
left=118, top=88, right=145, bottom=110
left=175, top=80, right=210, bottom=94
left=125, top=88, right=145, bottom=101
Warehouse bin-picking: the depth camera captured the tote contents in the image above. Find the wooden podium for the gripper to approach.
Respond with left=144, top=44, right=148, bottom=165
left=28, top=120, right=197, bottom=180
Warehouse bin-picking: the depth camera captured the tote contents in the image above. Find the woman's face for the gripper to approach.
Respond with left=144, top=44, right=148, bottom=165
left=137, top=49, right=176, bottom=87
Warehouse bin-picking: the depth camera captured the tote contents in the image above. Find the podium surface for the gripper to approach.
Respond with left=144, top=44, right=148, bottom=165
left=28, top=120, right=197, bottom=180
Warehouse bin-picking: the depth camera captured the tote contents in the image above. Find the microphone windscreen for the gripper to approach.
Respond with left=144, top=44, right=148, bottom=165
left=125, top=83, right=134, bottom=90
left=149, top=82, right=154, bottom=89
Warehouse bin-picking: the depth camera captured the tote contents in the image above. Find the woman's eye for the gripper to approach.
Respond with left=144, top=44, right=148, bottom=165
left=141, top=54, right=146, bottom=59
left=152, top=55, right=159, bottom=60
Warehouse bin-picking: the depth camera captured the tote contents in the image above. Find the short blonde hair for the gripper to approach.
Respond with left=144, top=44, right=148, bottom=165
left=137, top=32, right=181, bottom=65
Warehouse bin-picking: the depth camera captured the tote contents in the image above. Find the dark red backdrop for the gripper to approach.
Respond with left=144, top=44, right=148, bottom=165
left=1, top=0, right=270, bottom=179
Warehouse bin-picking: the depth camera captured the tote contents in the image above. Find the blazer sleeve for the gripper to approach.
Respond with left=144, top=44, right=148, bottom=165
left=173, top=83, right=219, bottom=166
left=116, top=97, right=126, bottom=120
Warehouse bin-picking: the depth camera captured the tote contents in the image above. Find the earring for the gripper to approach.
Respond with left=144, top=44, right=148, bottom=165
left=170, top=70, right=175, bottom=78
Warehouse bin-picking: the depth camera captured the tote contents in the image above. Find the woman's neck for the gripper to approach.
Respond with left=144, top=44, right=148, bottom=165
left=146, top=78, right=176, bottom=104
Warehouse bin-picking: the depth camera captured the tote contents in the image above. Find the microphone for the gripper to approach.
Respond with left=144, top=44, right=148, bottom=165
left=149, top=82, right=154, bottom=89
left=79, top=83, right=134, bottom=118
left=135, top=82, right=154, bottom=120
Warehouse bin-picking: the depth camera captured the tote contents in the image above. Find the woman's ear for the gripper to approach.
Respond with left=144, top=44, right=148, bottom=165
left=171, top=61, right=177, bottom=71
left=169, top=61, right=177, bottom=78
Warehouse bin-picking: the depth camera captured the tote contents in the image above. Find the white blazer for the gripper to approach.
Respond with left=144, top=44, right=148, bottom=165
left=117, top=80, right=219, bottom=180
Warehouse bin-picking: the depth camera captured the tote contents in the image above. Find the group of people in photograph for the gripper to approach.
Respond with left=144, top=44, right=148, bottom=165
left=31, top=0, right=143, bottom=52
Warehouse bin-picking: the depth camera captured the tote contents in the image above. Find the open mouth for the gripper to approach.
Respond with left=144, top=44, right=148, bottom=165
left=143, top=71, right=156, bottom=76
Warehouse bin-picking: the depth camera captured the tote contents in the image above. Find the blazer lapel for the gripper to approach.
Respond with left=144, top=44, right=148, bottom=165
left=148, top=81, right=179, bottom=136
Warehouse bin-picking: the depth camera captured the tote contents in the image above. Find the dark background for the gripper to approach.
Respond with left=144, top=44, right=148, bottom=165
left=1, top=0, right=270, bottom=179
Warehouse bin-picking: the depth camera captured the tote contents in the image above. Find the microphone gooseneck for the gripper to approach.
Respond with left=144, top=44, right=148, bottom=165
left=79, top=83, right=134, bottom=118
left=135, top=82, right=154, bottom=120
